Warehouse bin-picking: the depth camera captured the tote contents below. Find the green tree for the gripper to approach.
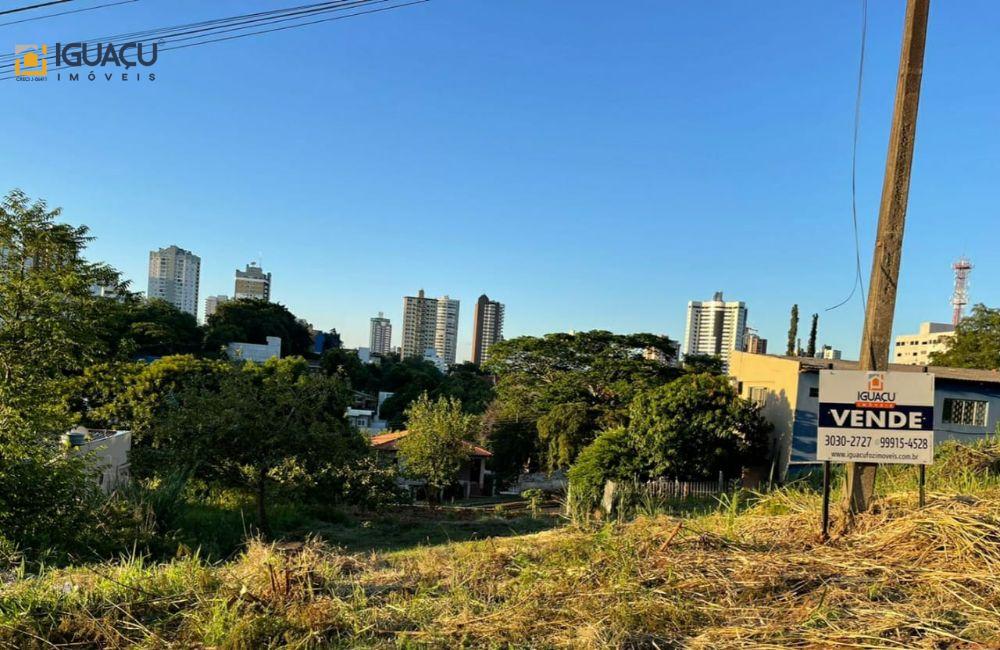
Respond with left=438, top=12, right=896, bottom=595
left=628, top=373, right=771, bottom=479
left=376, top=358, right=446, bottom=429
left=681, top=353, right=724, bottom=375
left=930, top=305, right=1000, bottom=369
left=537, top=402, right=594, bottom=471
left=806, top=313, right=818, bottom=358
left=0, top=189, right=126, bottom=557
left=146, top=357, right=365, bottom=534
left=203, top=299, right=312, bottom=358
left=107, top=355, right=231, bottom=465
left=92, top=296, right=203, bottom=360
left=786, top=304, right=799, bottom=356
left=397, top=394, right=476, bottom=501
left=566, top=426, right=642, bottom=515
left=436, top=362, right=494, bottom=414
left=126, top=299, right=203, bottom=357
left=484, top=331, right=679, bottom=469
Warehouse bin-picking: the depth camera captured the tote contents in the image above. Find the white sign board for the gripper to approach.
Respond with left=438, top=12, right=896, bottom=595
left=817, top=370, right=935, bottom=465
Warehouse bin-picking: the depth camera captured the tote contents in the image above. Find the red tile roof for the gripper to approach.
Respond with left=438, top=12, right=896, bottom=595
left=369, top=430, right=492, bottom=457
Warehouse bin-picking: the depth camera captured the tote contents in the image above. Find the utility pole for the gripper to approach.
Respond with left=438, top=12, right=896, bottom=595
left=845, top=0, right=930, bottom=514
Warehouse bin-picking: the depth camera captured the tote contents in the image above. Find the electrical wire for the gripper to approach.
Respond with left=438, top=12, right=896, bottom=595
left=0, top=0, right=72, bottom=17
left=0, top=0, right=413, bottom=76
left=0, top=0, right=136, bottom=29
left=0, top=0, right=372, bottom=62
left=826, top=0, right=868, bottom=314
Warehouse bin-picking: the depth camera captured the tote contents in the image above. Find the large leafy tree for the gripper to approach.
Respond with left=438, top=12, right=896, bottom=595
left=536, top=402, right=593, bottom=471
left=567, top=374, right=771, bottom=511
left=930, top=305, right=1000, bottom=370
left=145, top=357, right=365, bottom=534
left=397, top=394, right=476, bottom=501
left=93, top=296, right=204, bottom=360
left=203, top=299, right=312, bottom=358
left=628, top=373, right=771, bottom=479
left=0, top=189, right=125, bottom=555
left=484, top=331, right=679, bottom=469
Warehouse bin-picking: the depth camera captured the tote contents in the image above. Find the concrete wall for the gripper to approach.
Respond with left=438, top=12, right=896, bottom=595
left=74, top=430, right=132, bottom=493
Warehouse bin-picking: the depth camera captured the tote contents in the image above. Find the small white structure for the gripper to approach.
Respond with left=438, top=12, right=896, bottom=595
left=64, top=426, right=131, bottom=493
left=227, top=336, right=282, bottom=363
left=346, top=408, right=376, bottom=429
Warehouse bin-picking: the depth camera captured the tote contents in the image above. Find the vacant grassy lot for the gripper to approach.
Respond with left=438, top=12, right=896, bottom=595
left=3, top=442, right=1000, bottom=648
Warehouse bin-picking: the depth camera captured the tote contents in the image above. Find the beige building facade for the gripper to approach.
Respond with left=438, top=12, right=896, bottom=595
left=893, top=322, right=955, bottom=365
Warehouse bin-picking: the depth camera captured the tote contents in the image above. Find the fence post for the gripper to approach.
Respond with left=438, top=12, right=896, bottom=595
left=718, top=470, right=724, bottom=493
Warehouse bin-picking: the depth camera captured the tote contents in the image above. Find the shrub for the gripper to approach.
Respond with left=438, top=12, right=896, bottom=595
left=566, top=427, right=642, bottom=517
left=338, top=456, right=410, bottom=510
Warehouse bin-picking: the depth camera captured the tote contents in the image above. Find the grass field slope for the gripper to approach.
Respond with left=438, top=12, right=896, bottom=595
left=3, top=441, right=1000, bottom=648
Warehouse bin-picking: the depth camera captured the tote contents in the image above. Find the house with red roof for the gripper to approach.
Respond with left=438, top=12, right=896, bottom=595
left=370, top=430, right=493, bottom=498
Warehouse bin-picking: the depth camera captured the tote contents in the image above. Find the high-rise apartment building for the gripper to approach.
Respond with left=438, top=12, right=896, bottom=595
left=234, top=262, right=271, bottom=301
left=147, top=245, right=200, bottom=317
left=682, top=291, right=747, bottom=370
left=471, top=294, right=504, bottom=365
left=204, top=295, right=230, bottom=321
left=401, top=290, right=460, bottom=366
left=894, top=322, right=955, bottom=365
left=369, top=312, right=392, bottom=356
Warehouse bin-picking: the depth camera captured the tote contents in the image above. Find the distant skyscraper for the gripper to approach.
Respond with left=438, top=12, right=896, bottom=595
left=148, top=245, right=200, bottom=317
left=369, top=312, right=392, bottom=356
left=204, top=295, right=230, bottom=321
left=471, top=294, right=504, bottom=366
left=682, top=291, right=747, bottom=370
left=234, top=262, right=271, bottom=301
left=401, top=290, right=460, bottom=366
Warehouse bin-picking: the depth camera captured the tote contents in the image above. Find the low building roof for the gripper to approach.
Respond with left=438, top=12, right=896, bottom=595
left=770, top=354, right=1000, bottom=385
left=369, top=430, right=493, bottom=457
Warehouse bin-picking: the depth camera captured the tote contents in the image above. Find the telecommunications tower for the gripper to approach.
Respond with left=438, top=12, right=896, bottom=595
left=951, top=257, right=973, bottom=326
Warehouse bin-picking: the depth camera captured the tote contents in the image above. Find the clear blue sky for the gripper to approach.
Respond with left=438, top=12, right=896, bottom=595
left=2, top=0, right=997, bottom=361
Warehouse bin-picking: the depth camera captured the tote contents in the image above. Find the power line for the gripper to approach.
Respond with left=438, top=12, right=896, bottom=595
left=826, top=0, right=868, bottom=314
left=0, top=0, right=136, bottom=29
left=0, top=0, right=391, bottom=66
left=0, top=0, right=73, bottom=17
left=161, top=0, right=427, bottom=53
left=0, top=0, right=426, bottom=80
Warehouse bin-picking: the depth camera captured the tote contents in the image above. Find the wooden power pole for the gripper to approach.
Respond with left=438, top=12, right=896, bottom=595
left=845, top=0, right=931, bottom=513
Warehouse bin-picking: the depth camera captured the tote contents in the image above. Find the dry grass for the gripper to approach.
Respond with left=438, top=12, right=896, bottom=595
left=4, top=474, right=1000, bottom=647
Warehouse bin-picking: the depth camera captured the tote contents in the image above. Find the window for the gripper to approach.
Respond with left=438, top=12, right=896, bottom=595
left=748, top=386, right=769, bottom=407
left=942, top=398, right=989, bottom=427
left=809, top=387, right=819, bottom=398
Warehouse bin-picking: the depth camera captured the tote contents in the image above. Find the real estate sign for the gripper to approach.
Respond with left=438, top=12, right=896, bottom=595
left=817, top=370, right=935, bottom=465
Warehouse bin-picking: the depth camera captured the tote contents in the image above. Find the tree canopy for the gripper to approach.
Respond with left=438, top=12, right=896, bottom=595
left=0, top=189, right=127, bottom=556
left=204, top=299, right=313, bottom=358
left=144, top=357, right=366, bottom=533
left=930, top=305, right=1000, bottom=370
left=397, top=394, right=476, bottom=501
left=483, top=331, right=679, bottom=470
